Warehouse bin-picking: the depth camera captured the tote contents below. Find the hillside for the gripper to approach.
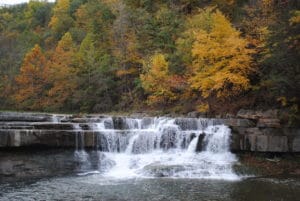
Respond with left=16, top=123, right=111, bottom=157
left=0, top=0, right=299, bottom=118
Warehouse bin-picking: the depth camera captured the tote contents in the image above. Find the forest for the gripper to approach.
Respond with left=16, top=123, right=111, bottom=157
left=0, top=0, right=299, bottom=116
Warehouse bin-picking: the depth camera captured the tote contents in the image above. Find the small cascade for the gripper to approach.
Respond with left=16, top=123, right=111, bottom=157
left=51, top=115, right=60, bottom=123
left=73, top=123, right=91, bottom=172
left=187, top=133, right=200, bottom=153
left=70, top=116, right=239, bottom=180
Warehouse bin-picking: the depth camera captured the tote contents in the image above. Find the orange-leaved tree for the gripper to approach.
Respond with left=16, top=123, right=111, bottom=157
left=46, top=32, right=77, bottom=110
left=14, top=44, right=49, bottom=110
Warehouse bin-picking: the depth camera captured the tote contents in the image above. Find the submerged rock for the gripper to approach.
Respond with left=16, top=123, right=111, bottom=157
left=142, top=163, right=186, bottom=177
left=196, top=133, right=206, bottom=152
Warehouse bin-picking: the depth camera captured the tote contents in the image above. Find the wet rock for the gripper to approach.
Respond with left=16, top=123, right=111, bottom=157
left=71, top=118, right=101, bottom=123
left=0, top=131, right=9, bottom=147
left=231, top=127, right=247, bottom=136
left=230, top=134, right=241, bottom=151
left=84, top=132, right=96, bottom=147
left=32, top=123, right=74, bottom=130
left=112, top=117, right=127, bottom=129
left=0, top=112, right=298, bottom=153
left=245, top=127, right=262, bottom=135
left=0, top=112, right=52, bottom=122
left=141, top=117, right=153, bottom=129
left=225, top=119, right=255, bottom=127
left=190, top=133, right=196, bottom=141
left=103, top=118, right=114, bottom=129
left=175, top=118, right=198, bottom=130
left=241, top=135, right=289, bottom=152
left=142, top=163, right=186, bottom=177
left=257, top=118, right=281, bottom=128
left=187, top=111, right=207, bottom=118
left=237, top=109, right=279, bottom=120
left=196, top=133, right=206, bottom=152
left=292, top=136, right=300, bottom=152
left=268, top=136, right=288, bottom=152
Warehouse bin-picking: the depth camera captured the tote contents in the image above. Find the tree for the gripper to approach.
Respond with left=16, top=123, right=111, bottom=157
left=24, top=0, right=52, bottom=29
left=259, top=8, right=300, bottom=107
left=74, top=33, right=117, bottom=112
left=179, top=8, right=254, bottom=100
left=75, top=0, right=115, bottom=36
left=14, top=44, right=48, bottom=110
left=46, top=32, right=77, bottom=110
left=140, top=53, right=180, bottom=105
left=111, top=1, right=142, bottom=107
left=49, top=0, right=74, bottom=39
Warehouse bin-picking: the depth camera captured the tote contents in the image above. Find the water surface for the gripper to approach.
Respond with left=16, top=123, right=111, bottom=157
left=1, top=174, right=300, bottom=201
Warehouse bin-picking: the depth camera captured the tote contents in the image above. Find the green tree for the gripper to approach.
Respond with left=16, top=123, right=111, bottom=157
left=74, top=33, right=117, bottom=112
left=49, top=0, right=74, bottom=39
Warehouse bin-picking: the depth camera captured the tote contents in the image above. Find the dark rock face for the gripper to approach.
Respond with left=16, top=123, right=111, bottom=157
left=236, top=109, right=279, bottom=120
left=230, top=109, right=300, bottom=152
left=257, top=118, right=281, bottom=128
left=195, top=133, right=206, bottom=152
left=0, top=112, right=53, bottom=122
left=224, top=119, right=256, bottom=127
left=112, top=117, right=127, bottom=129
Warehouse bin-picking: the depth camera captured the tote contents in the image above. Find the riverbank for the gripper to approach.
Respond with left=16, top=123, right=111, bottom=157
left=235, top=153, right=300, bottom=177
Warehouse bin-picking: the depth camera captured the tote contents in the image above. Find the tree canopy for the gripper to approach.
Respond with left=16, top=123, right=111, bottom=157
left=0, top=0, right=299, bottom=116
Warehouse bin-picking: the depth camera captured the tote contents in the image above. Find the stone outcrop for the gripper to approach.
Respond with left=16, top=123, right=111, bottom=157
left=0, top=111, right=299, bottom=152
left=230, top=109, right=299, bottom=152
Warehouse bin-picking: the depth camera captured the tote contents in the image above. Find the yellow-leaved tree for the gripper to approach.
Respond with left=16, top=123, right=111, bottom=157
left=140, top=53, right=178, bottom=106
left=179, top=7, right=254, bottom=101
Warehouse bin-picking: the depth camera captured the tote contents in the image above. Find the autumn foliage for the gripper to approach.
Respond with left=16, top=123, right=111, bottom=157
left=141, top=54, right=181, bottom=105
left=46, top=32, right=77, bottom=110
left=0, top=0, right=298, bottom=115
left=187, top=8, right=254, bottom=99
left=14, top=45, right=49, bottom=110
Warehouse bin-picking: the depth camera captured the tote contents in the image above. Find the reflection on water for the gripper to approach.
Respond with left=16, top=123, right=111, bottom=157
left=1, top=175, right=300, bottom=201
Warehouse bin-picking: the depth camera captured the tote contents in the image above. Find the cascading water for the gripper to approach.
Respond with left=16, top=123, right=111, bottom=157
left=73, top=123, right=91, bottom=172
left=78, top=117, right=239, bottom=180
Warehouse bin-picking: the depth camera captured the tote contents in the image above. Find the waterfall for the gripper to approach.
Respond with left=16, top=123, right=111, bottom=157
left=73, top=123, right=91, bottom=172
left=71, top=117, right=239, bottom=180
left=51, top=114, right=60, bottom=123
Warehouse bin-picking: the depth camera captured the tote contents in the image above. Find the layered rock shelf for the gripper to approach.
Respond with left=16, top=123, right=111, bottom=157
left=0, top=111, right=299, bottom=152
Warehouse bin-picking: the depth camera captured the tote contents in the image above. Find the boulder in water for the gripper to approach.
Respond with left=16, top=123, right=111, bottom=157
left=196, top=133, right=206, bottom=152
left=142, top=163, right=186, bottom=177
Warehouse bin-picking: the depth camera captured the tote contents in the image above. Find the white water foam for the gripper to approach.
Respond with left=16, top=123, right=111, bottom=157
left=73, top=123, right=91, bottom=172
left=82, top=118, right=240, bottom=181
